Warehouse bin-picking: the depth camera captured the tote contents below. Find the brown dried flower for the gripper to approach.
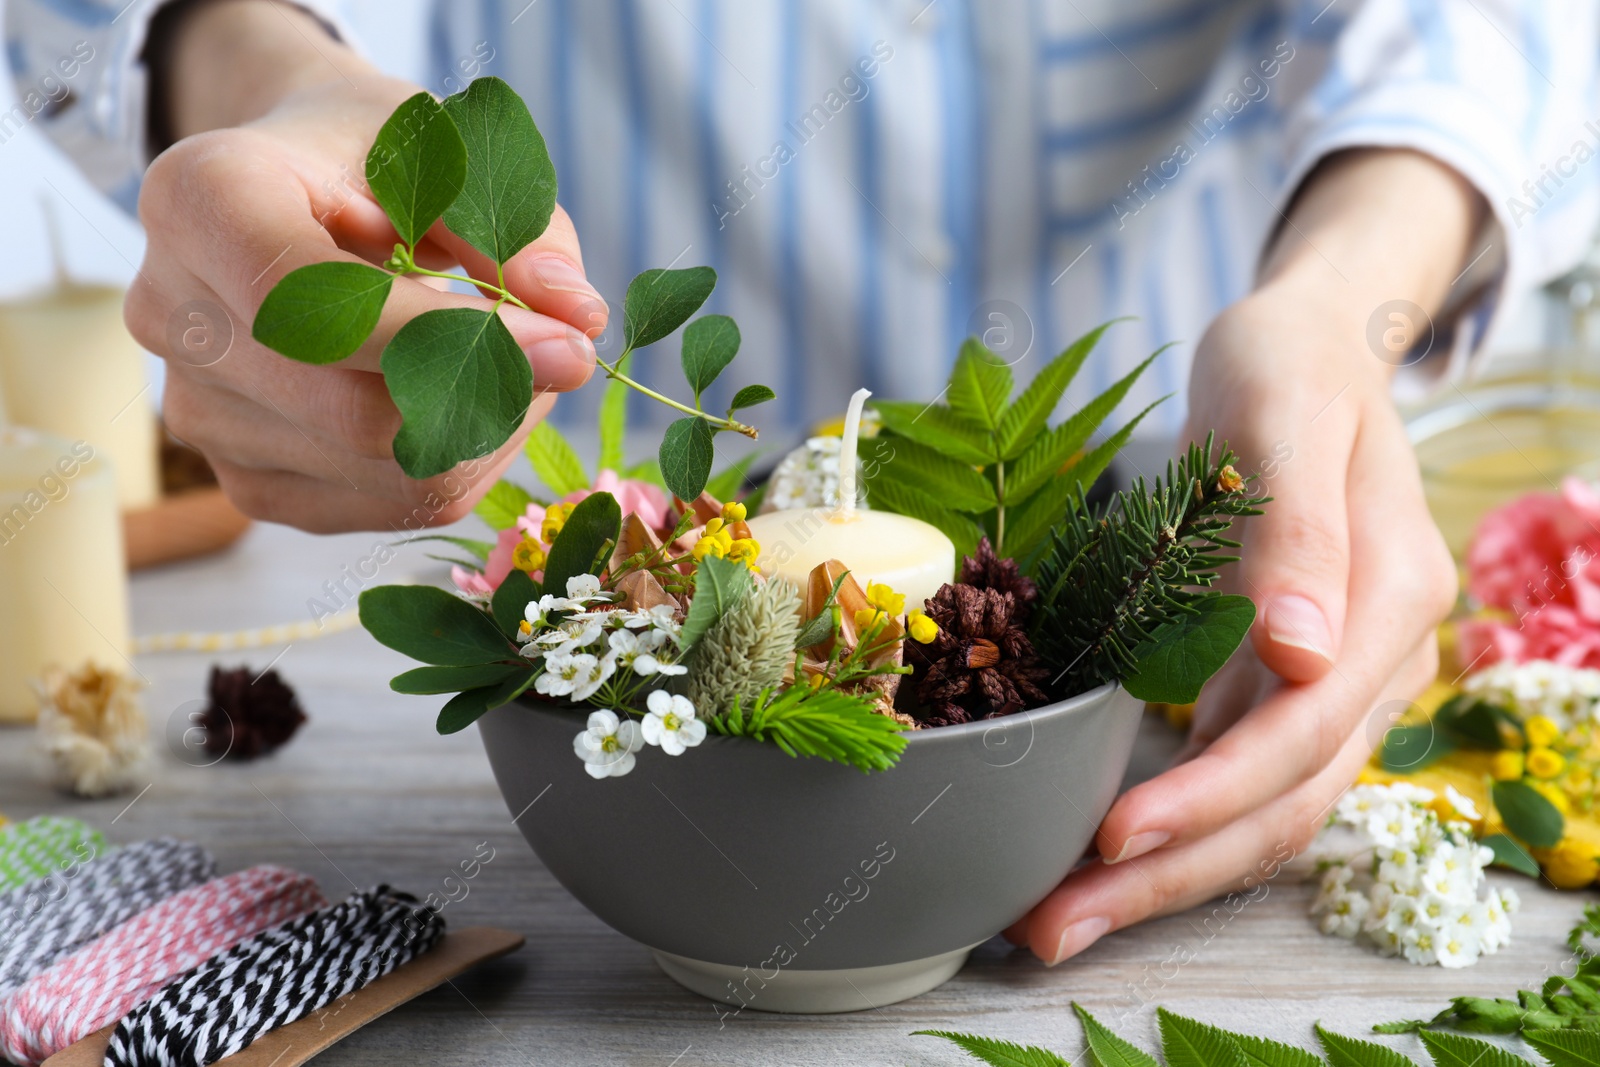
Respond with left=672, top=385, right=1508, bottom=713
left=35, top=661, right=149, bottom=797
left=910, top=583, right=1050, bottom=727
left=201, top=665, right=307, bottom=760
left=958, top=537, right=1038, bottom=617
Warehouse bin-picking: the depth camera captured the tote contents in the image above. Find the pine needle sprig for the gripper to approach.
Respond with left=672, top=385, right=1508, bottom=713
left=709, top=685, right=908, bottom=772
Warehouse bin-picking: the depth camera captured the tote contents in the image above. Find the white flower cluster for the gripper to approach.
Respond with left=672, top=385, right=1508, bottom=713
left=1311, top=783, right=1519, bottom=968
left=761, top=434, right=876, bottom=513
left=1462, top=659, right=1600, bottom=732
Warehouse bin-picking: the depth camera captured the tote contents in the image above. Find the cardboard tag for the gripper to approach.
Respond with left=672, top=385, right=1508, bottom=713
left=43, top=926, right=524, bottom=1067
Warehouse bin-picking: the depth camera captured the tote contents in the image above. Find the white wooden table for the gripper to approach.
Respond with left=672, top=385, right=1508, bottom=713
left=0, top=518, right=1586, bottom=1066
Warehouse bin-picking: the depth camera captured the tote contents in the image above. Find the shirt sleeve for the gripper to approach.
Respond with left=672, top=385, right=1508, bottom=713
left=3, top=0, right=355, bottom=214
left=1275, top=0, right=1600, bottom=365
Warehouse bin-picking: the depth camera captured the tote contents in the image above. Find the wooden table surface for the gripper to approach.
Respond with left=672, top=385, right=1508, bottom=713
left=0, top=520, right=1587, bottom=1067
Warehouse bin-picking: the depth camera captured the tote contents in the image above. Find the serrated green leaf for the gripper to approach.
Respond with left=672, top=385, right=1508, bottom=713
left=1232, top=1034, right=1323, bottom=1067
left=1493, top=779, right=1565, bottom=848
left=1073, top=1004, right=1160, bottom=1067
left=681, top=555, right=751, bottom=651
left=1123, top=594, right=1256, bottom=704
left=660, top=416, right=716, bottom=501
left=1316, top=1024, right=1416, bottom=1067
left=359, top=585, right=514, bottom=666
left=1381, top=723, right=1455, bottom=773
left=1418, top=1029, right=1536, bottom=1067
left=730, top=384, right=776, bottom=412
left=440, top=76, right=557, bottom=263
left=474, top=481, right=538, bottom=530
left=705, top=451, right=756, bottom=503
left=681, top=314, right=740, bottom=402
left=946, top=338, right=1014, bottom=432
left=624, top=267, right=717, bottom=351
left=390, top=663, right=525, bottom=695
left=383, top=307, right=533, bottom=479
left=912, top=1030, right=1069, bottom=1067
left=1158, top=1009, right=1248, bottom=1067
left=1527, top=1029, right=1600, bottom=1067
left=366, top=91, right=467, bottom=247
left=252, top=262, right=393, bottom=365
left=525, top=421, right=588, bottom=496
left=866, top=434, right=996, bottom=514
left=863, top=473, right=982, bottom=563
left=597, top=354, right=632, bottom=475
left=491, top=568, right=540, bottom=637
left=996, top=318, right=1125, bottom=459
left=871, top=399, right=996, bottom=465
left=1481, top=833, right=1542, bottom=878
left=541, top=491, right=621, bottom=597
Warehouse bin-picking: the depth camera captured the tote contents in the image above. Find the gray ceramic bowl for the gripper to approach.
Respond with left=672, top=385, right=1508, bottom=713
left=478, top=682, right=1143, bottom=1013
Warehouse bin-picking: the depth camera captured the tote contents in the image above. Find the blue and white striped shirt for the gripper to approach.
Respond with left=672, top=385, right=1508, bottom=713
left=8, top=0, right=1598, bottom=443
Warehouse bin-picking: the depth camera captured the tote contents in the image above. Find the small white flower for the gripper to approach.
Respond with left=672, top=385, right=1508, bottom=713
left=641, top=690, right=706, bottom=755
left=603, top=629, right=688, bottom=678
left=536, top=619, right=604, bottom=657
left=572, top=709, right=643, bottom=778
left=566, top=573, right=602, bottom=600
left=1316, top=889, right=1368, bottom=939
left=535, top=652, right=614, bottom=701
left=1442, top=785, right=1480, bottom=822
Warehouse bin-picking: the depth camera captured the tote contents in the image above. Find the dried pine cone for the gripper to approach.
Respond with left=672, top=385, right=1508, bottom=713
left=959, top=538, right=1038, bottom=618
left=910, top=583, right=1051, bottom=727
left=201, top=666, right=307, bottom=760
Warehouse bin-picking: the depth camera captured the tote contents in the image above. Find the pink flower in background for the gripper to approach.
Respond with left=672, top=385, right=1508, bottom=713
left=1457, top=477, right=1600, bottom=669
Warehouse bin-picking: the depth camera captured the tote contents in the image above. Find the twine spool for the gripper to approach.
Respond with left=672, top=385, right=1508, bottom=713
left=0, top=817, right=104, bottom=892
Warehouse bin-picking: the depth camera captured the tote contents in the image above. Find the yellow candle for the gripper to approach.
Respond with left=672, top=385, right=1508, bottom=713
left=0, top=426, right=131, bottom=723
left=746, top=389, right=956, bottom=609
left=0, top=281, right=160, bottom=509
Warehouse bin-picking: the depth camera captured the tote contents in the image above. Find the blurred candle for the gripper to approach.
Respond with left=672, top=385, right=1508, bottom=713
left=0, top=280, right=160, bottom=509
left=746, top=389, right=956, bottom=609
left=0, top=426, right=131, bottom=723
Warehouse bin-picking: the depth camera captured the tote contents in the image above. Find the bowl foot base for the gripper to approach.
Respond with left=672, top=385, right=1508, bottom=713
left=651, top=945, right=973, bottom=1014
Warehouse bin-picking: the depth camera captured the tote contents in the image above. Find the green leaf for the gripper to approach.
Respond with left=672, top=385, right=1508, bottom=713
left=391, top=663, right=525, bottom=695
left=597, top=354, right=632, bottom=475
left=491, top=568, right=540, bottom=638
left=1493, top=779, right=1565, bottom=848
left=525, top=421, right=589, bottom=496
left=1123, top=594, right=1256, bottom=704
left=436, top=676, right=531, bottom=734
left=795, top=568, right=851, bottom=650
left=1526, top=1029, right=1600, bottom=1067
left=660, top=417, right=716, bottom=501
left=1481, top=833, right=1542, bottom=878
left=912, top=1030, right=1068, bottom=1067
left=359, top=584, right=514, bottom=666
left=871, top=399, right=996, bottom=465
left=1380, top=723, right=1455, bottom=773
left=406, top=533, right=494, bottom=562
left=1435, top=695, right=1519, bottom=749
left=440, top=76, right=557, bottom=263
left=1158, top=1009, right=1247, bottom=1067
left=252, top=262, right=393, bottom=366
left=474, top=481, right=537, bottom=530
left=383, top=307, right=533, bottom=479
left=730, top=384, right=776, bottom=412
left=1315, top=1024, right=1416, bottom=1067
left=365, top=91, right=467, bottom=247
left=1073, top=1005, right=1160, bottom=1067
left=681, top=314, right=740, bottom=402
left=624, top=267, right=717, bottom=351
left=946, top=338, right=1013, bottom=432
left=997, top=318, right=1125, bottom=460
left=1417, top=1030, right=1536, bottom=1067
left=541, top=491, right=622, bottom=597
left=681, top=554, right=751, bottom=651
left=715, top=686, right=906, bottom=772
left=863, top=473, right=982, bottom=562
left=866, top=435, right=996, bottom=514
left=1233, top=1034, right=1322, bottom=1067
left=705, top=451, right=756, bottom=503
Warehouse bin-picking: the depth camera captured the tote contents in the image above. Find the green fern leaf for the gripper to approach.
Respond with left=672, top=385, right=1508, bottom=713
left=996, top=318, right=1125, bottom=460
left=1526, top=1029, right=1600, bottom=1067
left=1073, top=1004, right=1160, bottom=1067
left=1316, top=1024, right=1419, bottom=1067
left=866, top=434, right=997, bottom=514
left=524, top=421, right=588, bottom=496
left=946, top=338, right=1014, bottom=432
left=871, top=400, right=996, bottom=465
left=1158, top=1009, right=1248, bottom=1067
left=1232, top=1033, right=1324, bottom=1067
left=1417, top=1029, right=1536, bottom=1067
left=913, top=1030, right=1070, bottom=1067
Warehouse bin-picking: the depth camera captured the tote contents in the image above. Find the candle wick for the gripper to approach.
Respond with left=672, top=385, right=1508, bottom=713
left=835, top=388, right=871, bottom=520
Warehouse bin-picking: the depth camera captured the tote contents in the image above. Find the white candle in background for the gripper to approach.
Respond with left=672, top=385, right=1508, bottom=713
left=0, top=280, right=160, bottom=509
left=0, top=426, right=131, bottom=723
left=746, top=388, right=956, bottom=610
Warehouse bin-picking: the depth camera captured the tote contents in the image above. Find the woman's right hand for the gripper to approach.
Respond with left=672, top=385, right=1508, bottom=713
left=126, top=0, right=605, bottom=531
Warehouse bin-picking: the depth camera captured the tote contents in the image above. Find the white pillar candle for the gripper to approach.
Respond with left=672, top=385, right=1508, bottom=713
left=746, top=389, right=956, bottom=610
left=0, top=281, right=160, bottom=509
left=0, top=426, right=132, bottom=723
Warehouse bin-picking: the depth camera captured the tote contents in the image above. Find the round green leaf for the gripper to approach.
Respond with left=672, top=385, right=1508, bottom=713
left=659, top=416, right=716, bottom=502
left=251, top=262, right=393, bottom=365
left=366, top=91, right=468, bottom=247
left=1492, top=778, right=1565, bottom=848
left=359, top=585, right=514, bottom=665
left=441, top=76, right=557, bottom=264
left=624, top=267, right=716, bottom=351
left=729, top=384, right=776, bottom=412
left=1122, top=594, right=1256, bottom=705
left=681, top=314, right=740, bottom=401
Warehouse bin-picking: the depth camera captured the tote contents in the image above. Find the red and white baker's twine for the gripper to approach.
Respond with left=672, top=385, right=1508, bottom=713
left=0, top=866, right=326, bottom=1067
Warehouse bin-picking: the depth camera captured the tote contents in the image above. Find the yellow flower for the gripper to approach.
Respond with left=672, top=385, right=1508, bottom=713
left=1533, top=779, right=1572, bottom=814
left=1527, top=747, right=1567, bottom=779
left=907, top=609, right=940, bottom=644
left=1526, top=715, right=1562, bottom=748
left=1541, top=840, right=1600, bottom=889
left=727, top=537, right=761, bottom=569
left=864, top=582, right=905, bottom=617
left=808, top=672, right=826, bottom=691
left=541, top=502, right=577, bottom=543
left=853, top=607, right=883, bottom=631
left=721, top=501, right=747, bottom=523
left=1490, top=750, right=1525, bottom=781
left=692, top=534, right=729, bottom=562
left=704, top=517, right=726, bottom=537
left=511, top=536, right=547, bottom=574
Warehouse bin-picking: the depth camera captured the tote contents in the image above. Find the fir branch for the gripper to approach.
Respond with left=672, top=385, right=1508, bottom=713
left=709, top=685, right=907, bottom=772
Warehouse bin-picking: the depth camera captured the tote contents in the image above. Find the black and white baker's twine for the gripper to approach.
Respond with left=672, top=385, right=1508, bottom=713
left=0, top=839, right=215, bottom=998
left=105, top=886, right=446, bottom=1067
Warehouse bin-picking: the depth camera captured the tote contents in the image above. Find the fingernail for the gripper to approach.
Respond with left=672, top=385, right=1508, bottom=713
left=1265, top=594, right=1333, bottom=661
left=527, top=255, right=602, bottom=301
left=1046, top=916, right=1110, bottom=966
left=1109, top=830, right=1170, bottom=864
left=524, top=330, right=595, bottom=388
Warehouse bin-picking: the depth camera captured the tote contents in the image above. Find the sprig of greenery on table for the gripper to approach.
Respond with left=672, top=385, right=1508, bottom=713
left=916, top=1002, right=1600, bottom=1067
left=250, top=76, right=771, bottom=498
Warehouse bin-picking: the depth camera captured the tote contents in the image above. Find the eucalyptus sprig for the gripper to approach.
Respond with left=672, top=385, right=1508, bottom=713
left=251, top=77, right=771, bottom=498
